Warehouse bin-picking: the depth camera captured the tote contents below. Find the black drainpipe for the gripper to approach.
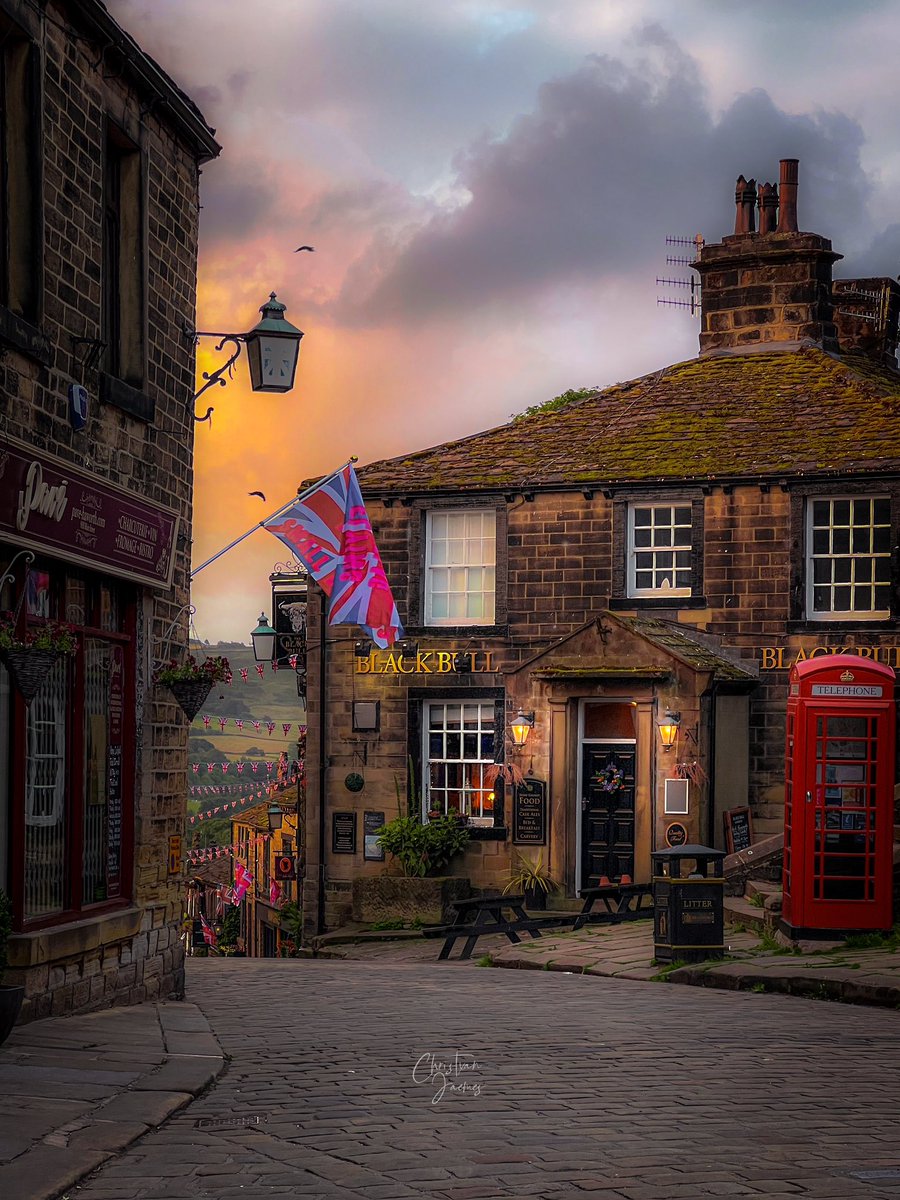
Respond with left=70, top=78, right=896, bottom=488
left=706, top=683, right=718, bottom=849
left=316, top=607, right=328, bottom=936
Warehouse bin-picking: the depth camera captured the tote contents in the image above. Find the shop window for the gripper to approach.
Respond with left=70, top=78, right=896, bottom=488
left=424, top=701, right=496, bottom=823
left=627, top=503, right=693, bottom=597
left=806, top=497, right=891, bottom=621
left=424, top=509, right=496, bottom=625
left=6, top=566, right=134, bottom=927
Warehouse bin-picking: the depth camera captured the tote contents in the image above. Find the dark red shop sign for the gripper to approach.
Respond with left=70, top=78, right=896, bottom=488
left=0, top=438, right=178, bottom=588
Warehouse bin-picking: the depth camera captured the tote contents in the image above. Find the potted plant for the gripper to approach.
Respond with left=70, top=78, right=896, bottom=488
left=0, top=617, right=76, bottom=706
left=0, top=888, right=23, bottom=1045
left=503, top=852, right=558, bottom=911
left=154, top=653, right=232, bottom=720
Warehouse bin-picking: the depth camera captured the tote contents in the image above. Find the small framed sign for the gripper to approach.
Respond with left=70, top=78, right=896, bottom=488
left=364, top=811, right=385, bottom=861
left=332, top=811, right=357, bottom=854
left=723, top=807, right=753, bottom=855
left=664, top=778, right=689, bottom=815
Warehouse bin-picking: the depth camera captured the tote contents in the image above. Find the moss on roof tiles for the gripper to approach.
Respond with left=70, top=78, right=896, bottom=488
left=358, top=348, right=900, bottom=492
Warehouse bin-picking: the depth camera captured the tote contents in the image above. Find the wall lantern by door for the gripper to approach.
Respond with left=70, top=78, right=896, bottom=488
left=658, top=710, right=682, bottom=752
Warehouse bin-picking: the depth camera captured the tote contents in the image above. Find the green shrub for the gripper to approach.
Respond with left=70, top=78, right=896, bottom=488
left=376, top=815, right=470, bottom=877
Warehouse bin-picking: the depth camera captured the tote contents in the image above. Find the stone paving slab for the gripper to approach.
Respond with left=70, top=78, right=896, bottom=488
left=487, top=918, right=900, bottom=1006
left=0, top=1001, right=224, bottom=1200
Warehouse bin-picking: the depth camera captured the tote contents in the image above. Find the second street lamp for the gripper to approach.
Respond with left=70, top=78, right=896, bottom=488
left=250, top=612, right=277, bottom=663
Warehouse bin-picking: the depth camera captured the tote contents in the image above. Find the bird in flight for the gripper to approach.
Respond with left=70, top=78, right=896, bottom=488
left=295, top=245, right=315, bottom=252
left=248, top=491, right=266, bottom=501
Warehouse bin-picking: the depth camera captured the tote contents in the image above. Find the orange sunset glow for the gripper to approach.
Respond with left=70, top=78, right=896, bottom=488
left=102, top=0, right=900, bottom=642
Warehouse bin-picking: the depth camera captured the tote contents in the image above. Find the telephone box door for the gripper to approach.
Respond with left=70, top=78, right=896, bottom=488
left=785, top=655, right=895, bottom=935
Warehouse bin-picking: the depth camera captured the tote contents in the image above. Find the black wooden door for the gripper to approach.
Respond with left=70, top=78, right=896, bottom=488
left=581, top=743, right=636, bottom=885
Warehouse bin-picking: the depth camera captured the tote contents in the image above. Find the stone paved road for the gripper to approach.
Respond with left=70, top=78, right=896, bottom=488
left=68, top=957, right=900, bottom=1200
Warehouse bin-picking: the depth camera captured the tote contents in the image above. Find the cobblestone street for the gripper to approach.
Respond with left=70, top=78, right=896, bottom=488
left=65, top=956, right=900, bottom=1200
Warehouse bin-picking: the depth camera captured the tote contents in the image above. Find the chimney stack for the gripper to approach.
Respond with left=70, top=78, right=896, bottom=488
left=694, top=158, right=841, bottom=355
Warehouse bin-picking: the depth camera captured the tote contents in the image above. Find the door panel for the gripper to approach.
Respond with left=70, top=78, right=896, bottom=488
left=581, top=743, right=636, bottom=885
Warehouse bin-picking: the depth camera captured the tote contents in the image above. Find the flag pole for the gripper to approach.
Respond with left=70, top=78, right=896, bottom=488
left=189, top=456, right=359, bottom=579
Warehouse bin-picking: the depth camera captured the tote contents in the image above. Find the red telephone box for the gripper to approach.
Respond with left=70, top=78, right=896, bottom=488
left=783, top=654, right=895, bottom=937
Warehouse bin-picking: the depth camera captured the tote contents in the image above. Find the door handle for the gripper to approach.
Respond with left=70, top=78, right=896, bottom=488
left=805, top=790, right=812, bottom=804
left=581, top=797, right=589, bottom=811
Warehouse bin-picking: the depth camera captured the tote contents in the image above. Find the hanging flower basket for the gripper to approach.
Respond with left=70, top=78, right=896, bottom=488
left=0, top=647, right=64, bottom=706
left=154, top=654, right=232, bottom=721
left=167, top=677, right=215, bottom=721
left=0, top=619, right=76, bottom=706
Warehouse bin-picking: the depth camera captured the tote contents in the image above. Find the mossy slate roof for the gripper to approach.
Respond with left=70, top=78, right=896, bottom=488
left=358, top=348, right=900, bottom=492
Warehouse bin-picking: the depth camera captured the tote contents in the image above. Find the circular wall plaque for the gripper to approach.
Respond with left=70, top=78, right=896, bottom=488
left=665, top=822, right=688, bottom=847
left=344, top=772, right=365, bottom=793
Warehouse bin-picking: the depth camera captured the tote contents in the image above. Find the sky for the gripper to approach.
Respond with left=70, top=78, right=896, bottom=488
left=107, top=0, right=900, bottom=643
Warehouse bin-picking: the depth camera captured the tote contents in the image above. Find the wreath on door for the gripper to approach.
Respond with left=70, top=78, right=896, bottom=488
left=592, top=763, right=625, bottom=794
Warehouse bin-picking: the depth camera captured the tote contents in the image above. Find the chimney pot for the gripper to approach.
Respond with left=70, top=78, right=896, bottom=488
left=734, top=175, right=756, bottom=234
left=758, top=181, right=779, bottom=234
left=777, top=158, right=799, bottom=233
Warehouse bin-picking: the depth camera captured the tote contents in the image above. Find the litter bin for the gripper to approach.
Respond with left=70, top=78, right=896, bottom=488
left=652, top=844, right=725, bottom=964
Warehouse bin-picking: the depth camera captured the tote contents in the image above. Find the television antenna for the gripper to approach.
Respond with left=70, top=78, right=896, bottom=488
left=657, top=235, right=704, bottom=317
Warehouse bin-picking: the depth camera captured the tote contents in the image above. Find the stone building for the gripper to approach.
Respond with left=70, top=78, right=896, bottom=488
left=231, top=788, right=300, bottom=958
left=300, top=159, right=900, bottom=936
left=0, top=0, right=219, bottom=1018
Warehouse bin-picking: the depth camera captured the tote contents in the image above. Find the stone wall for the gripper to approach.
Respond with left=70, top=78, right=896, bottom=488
left=1, top=0, right=214, bottom=1018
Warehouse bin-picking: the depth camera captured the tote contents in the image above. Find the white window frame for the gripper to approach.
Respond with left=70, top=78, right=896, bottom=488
left=627, top=502, right=693, bottom=598
left=805, top=495, right=892, bottom=622
left=424, top=508, right=496, bottom=626
left=422, top=700, right=497, bottom=825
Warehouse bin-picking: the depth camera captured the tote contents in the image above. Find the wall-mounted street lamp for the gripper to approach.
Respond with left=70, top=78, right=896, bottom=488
left=510, top=710, right=535, bottom=747
left=185, top=293, right=304, bottom=423
left=267, top=802, right=284, bottom=833
left=250, top=612, right=277, bottom=663
left=658, top=710, right=682, bottom=752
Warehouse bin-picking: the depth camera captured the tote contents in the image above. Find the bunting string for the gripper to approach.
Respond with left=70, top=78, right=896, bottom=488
left=188, top=771, right=299, bottom=823
left=187, top=834, right=271, bottom=863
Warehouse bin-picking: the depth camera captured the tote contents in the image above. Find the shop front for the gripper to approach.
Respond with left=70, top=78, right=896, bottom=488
left=313, top=610, right=757, bottom=929
left=0, top=440, right=183, bottom=1016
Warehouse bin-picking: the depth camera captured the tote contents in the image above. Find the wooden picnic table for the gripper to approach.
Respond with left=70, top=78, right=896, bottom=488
left=423, top=893, right=554, bottom=961
left=572, top=882, right=654, bottom=931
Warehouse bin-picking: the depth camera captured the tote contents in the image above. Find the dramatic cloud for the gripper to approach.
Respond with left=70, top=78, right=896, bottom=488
left=104, top=0, right=900, bottom=641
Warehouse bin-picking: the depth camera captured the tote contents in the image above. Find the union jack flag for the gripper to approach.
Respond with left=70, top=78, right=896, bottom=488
left=233, top=862, right=253, bottom=903
left=200, top=913, right=217, bottom=947
left=263, top=464, right=403, bottom=648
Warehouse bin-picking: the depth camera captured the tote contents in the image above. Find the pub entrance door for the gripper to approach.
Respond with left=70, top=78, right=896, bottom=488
left=581, top=741, right=636, bottom=886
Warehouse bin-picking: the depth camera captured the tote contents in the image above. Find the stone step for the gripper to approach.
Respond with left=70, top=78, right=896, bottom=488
left=724, top=894, right=775, bottom=933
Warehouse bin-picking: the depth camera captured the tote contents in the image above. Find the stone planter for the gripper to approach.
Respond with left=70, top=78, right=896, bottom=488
left=352, top=876, right=472, bottom=925
left=0, top=984, right=24, bottom=1046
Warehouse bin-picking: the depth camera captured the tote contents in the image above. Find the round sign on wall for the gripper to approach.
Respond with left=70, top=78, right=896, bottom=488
left=665, top=822, right=688, bottom=847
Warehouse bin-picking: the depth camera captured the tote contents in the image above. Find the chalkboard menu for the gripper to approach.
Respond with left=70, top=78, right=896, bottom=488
left=364, top=811, right=385, bottom=861
left=513, top=778, right=547, bottom=845
left=665, top=822, right=688, bottom=847
left=332, top=811, right=357, bottom=854
left=723, top=807, right=753, bottom=855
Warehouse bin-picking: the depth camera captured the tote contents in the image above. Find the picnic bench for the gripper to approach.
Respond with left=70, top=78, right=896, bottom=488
left=572, top=881, right=654, bottom=931
left=422, top=893, right=556, bottom=961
